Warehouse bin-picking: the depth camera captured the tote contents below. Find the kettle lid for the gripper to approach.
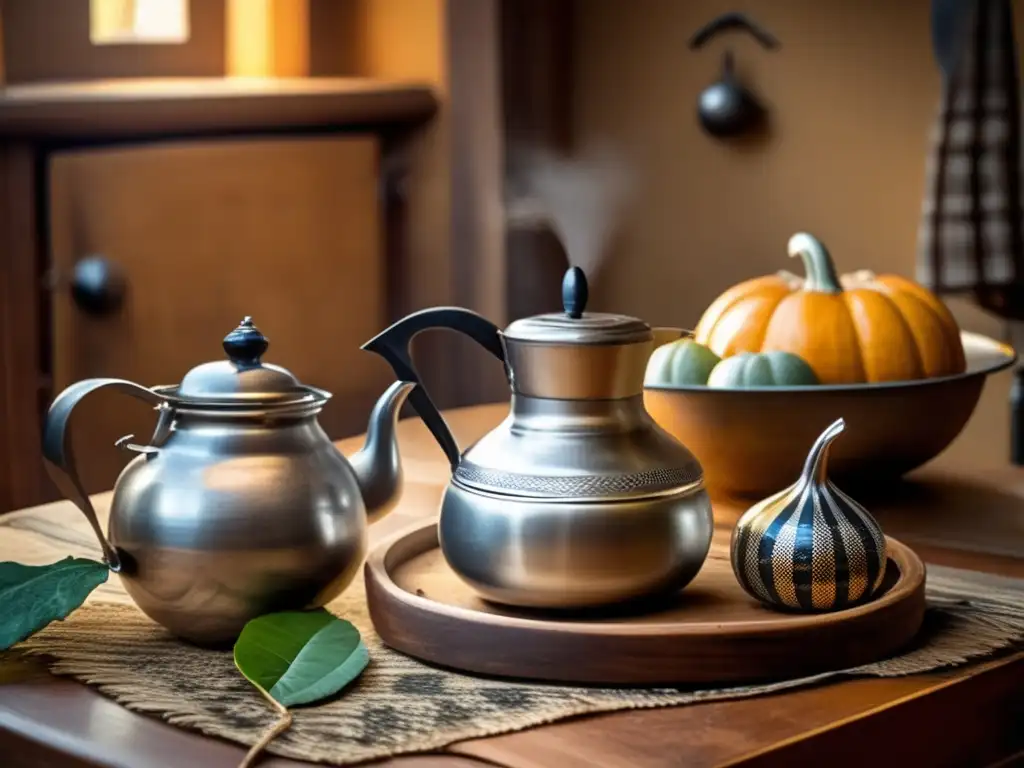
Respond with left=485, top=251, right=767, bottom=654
left=502, top=267, right=652, bottom=345
left=174, top=317, right=316, bottom=404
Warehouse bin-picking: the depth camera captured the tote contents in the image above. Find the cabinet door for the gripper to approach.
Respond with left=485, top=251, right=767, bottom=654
left=48, top=136, right=393, bottom=496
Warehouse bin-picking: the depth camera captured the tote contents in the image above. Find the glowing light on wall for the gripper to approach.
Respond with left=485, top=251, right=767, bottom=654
left=226, top=0, right=309, bottom=77
left=90, top=0, right=190, bottom=44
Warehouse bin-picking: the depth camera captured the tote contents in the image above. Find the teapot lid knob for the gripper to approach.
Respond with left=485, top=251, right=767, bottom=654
left=562, top=266, right=589, bottom=319
left=223, top=317, right=269, bottom=367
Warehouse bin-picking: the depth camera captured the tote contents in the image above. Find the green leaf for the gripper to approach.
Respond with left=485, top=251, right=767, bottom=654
left=233, top=609, right=369, bottom=708
left=0, top=557, right=109, bottom=650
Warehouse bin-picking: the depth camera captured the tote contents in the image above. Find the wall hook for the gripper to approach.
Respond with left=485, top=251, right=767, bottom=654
left=688, top=12, right=780, bottom=51
left=688, top=12, right=780, bottom=139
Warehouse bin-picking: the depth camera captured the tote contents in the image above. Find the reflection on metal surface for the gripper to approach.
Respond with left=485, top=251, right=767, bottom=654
left=440, top=483, right=714, bottom=609
left=42, top=318, right=414, bottom=645
left=365, top=269, right=714, bottom=609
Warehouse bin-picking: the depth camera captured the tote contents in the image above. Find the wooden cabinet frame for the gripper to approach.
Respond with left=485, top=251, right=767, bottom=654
left=0, top=0, right=571, bottom=512
left=0, top=82, right=435, bottom=512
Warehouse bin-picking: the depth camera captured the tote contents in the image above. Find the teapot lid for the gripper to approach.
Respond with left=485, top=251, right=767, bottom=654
left=502, top=267, right=652, bottom=345
left=174, top=317, right=313, bottom=404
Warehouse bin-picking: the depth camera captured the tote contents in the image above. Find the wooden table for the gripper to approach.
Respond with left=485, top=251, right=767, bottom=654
left=4, top=370, right=1024, bottom=767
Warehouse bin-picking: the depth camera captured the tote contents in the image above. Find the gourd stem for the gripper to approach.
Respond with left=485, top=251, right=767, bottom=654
left=788, top=232, right=843, bottom=294
left=801, top=417, right=846, bottom=485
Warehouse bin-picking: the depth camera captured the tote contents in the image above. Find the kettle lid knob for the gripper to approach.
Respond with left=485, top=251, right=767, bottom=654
left=562, top=266, right=589, bottom=319
left=223, top=316, right=269, bottom=367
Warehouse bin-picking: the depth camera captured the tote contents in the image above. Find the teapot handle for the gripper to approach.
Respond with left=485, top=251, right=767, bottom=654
left=42, top=379, right=171, bottom=571
left=361, top=308, right=505, bottom=472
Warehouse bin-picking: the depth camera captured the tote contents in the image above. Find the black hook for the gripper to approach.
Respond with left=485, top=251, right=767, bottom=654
left=688, top=12, right=780, bottom=51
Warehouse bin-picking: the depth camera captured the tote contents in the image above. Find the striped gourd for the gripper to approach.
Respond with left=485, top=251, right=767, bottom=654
left=730, top=418, right=888, bottom=612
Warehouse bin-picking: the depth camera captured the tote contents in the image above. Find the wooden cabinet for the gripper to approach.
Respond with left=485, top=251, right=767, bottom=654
left=0, top=0, right=511, bottom=514
left=46, top=135, right=395, bottom=496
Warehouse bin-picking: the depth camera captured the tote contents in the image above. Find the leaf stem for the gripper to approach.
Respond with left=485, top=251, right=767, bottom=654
left=237, top=688, right=293, bottom=768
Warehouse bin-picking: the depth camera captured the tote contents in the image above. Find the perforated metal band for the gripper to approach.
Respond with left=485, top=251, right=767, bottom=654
left=453, top=464, right=703, bottom=499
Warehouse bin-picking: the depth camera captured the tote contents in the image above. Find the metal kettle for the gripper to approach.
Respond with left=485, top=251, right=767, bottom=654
left=42, top=317, right=413, bottom=645
left=363, top=268, right=714, bottom=609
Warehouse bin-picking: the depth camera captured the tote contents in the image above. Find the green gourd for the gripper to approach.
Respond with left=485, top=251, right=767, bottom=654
left=707, top=351, right=819, bottom=388
left=645, top=339, right=721, bottom=386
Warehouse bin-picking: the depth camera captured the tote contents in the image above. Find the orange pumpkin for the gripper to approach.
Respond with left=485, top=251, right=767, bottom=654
left=693, top=232, right=966, bottom=384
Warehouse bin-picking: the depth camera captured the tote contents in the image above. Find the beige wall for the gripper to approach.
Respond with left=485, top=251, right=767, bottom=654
left=572, top=0, right=1018, bottom=341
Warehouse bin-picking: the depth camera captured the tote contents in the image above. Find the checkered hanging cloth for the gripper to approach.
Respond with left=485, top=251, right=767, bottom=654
left=916, top=0, right=1024, bottom=312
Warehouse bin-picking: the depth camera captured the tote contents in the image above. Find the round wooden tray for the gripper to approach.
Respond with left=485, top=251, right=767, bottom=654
left=364, top=519, right=927, bottom=686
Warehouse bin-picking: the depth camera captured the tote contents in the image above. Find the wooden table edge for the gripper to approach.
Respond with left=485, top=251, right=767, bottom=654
left=3, top=400, right=1024, bottom=767
left=719, top=653, right=1024, bottom=767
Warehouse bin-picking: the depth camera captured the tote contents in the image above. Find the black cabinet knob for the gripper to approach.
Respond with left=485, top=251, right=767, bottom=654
left=70, top=255, right=126, bottom=317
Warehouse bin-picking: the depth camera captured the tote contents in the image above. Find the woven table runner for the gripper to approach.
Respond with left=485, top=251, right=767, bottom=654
left=5, top=565, right=1024, bottom=766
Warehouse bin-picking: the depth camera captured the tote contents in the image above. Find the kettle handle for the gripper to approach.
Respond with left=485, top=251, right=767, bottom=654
left=42, top=379, right=171, bottom=571
left=361, top=307, right=505, bottom=472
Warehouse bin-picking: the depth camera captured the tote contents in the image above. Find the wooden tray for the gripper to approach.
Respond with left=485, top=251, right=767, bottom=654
left=364, top=520, right=927, bottom=686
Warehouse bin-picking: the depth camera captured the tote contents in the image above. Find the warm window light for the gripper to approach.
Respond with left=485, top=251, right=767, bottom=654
left=90, top=0, right=190, bottom=44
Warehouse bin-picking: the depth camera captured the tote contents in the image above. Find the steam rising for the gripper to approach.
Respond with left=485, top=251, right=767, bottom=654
left=507, top=141, right=636, bottom=279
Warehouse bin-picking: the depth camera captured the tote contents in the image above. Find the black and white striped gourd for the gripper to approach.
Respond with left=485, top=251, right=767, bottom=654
left=730, top=418, right=888, bottom=612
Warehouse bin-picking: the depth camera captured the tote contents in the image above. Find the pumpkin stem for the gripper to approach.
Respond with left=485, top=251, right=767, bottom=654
left=801, top=417, right=846, bottom=486
left=788, top=232, right=843, bottom=293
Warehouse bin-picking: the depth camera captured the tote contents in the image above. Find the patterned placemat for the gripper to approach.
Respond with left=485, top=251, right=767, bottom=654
left=6, top=564, right=1024, bottom=766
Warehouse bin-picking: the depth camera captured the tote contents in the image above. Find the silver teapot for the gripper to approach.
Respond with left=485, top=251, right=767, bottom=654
left=363, top=267, right=714, bottom=609
left=43, top=317, right=413, bottom=645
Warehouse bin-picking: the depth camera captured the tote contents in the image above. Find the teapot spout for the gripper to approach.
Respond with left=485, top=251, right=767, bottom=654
left=349, top=380, right=416, bottom=522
